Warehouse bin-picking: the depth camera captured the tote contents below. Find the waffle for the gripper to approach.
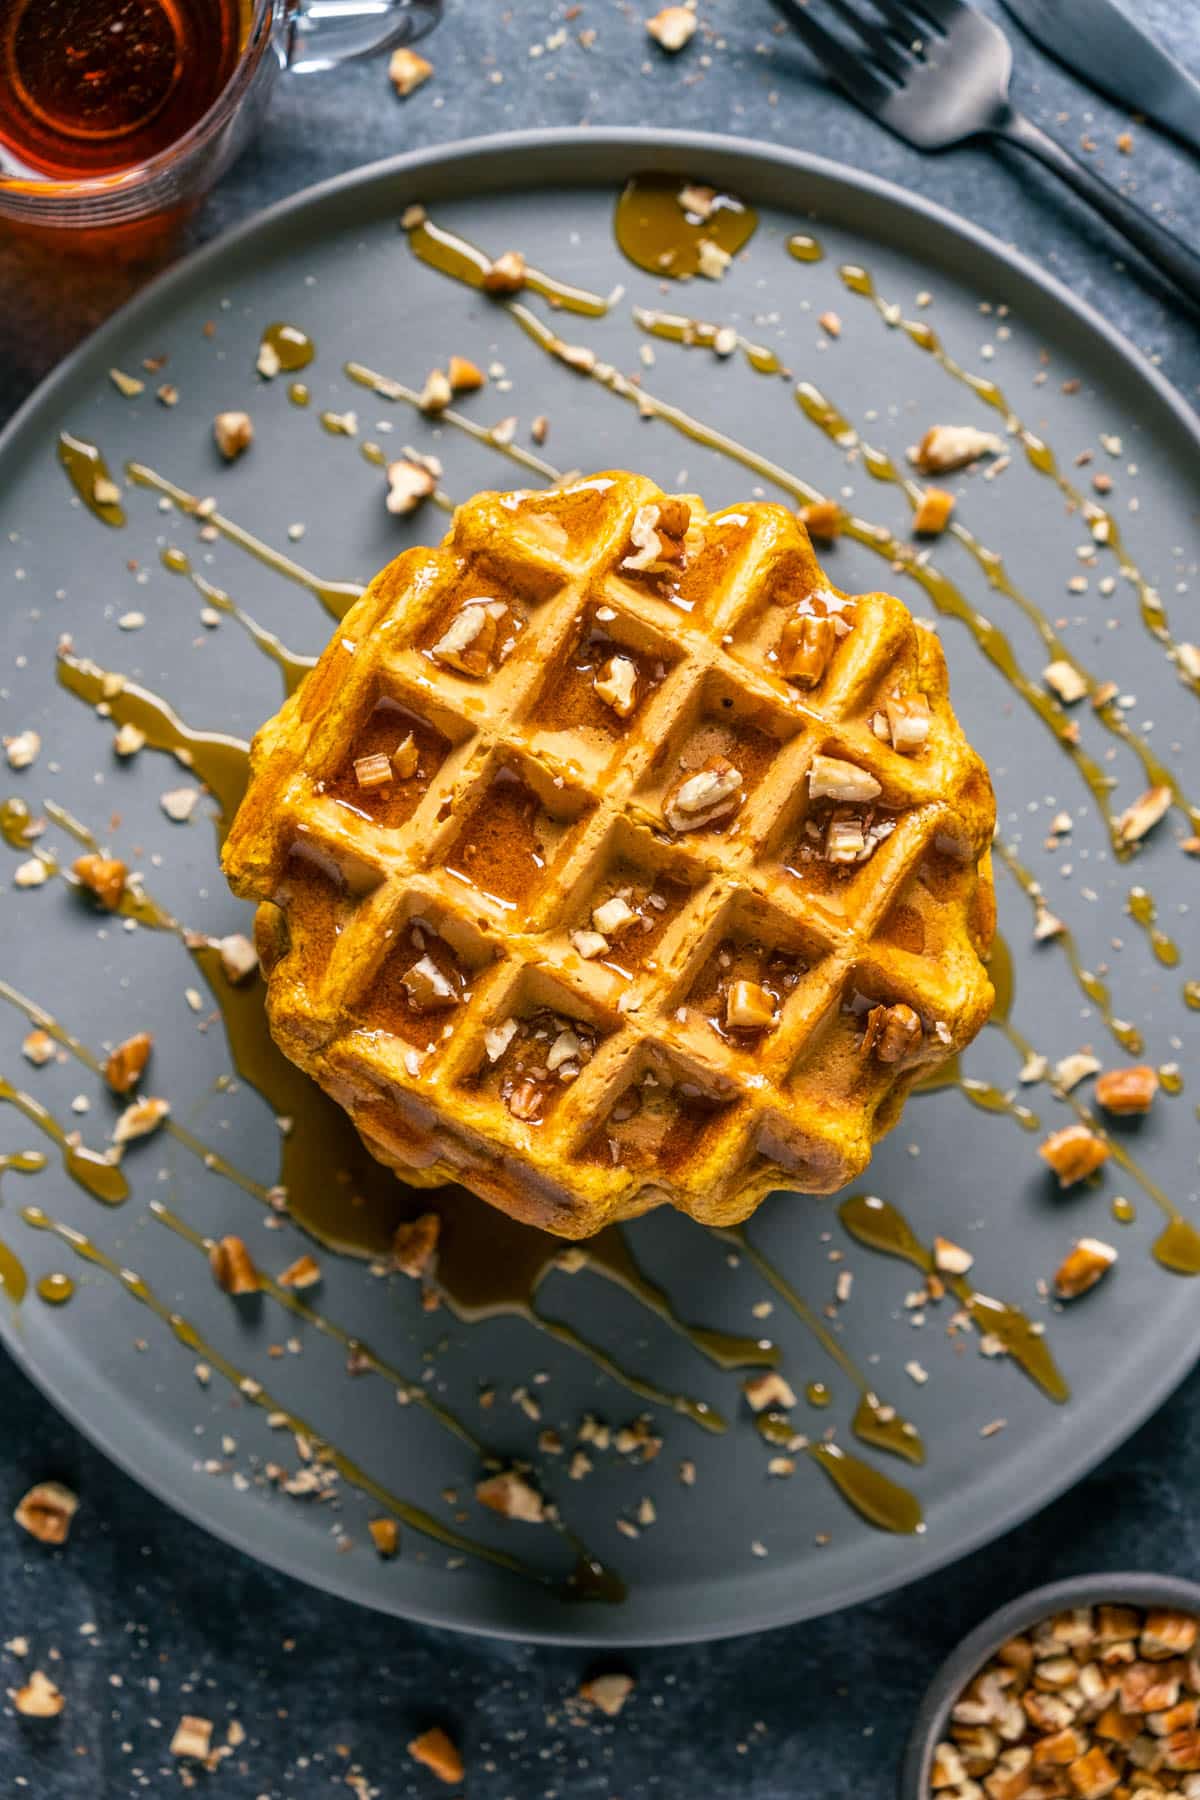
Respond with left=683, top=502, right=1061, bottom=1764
left=223, top=473, right=996, bottom=1239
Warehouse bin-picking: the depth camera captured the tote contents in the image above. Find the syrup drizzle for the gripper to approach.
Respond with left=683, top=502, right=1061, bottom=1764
left=612, top=175, right=758, bottom=280
left=395, top=215, right=1196, bottom=856
left=0, top=1078, right=128, bottom=1205
left=22, top=205, right=1195, bottom=1573
left=258, top=322, right=315, bottom=374
left=0, top=935, right=745, bottom=1433
left=0, top=1150, right=45, bottom=1305
left=717, top=1225, right=925, bottom=1465
left=56, top=649, right=250, bottom=839
left=125, top=462, right=364, bottom=622
left=18, top=1203, right=555, bottom=1587
left=838, top=1194, right=1068, bottom=1402
left=344, top=361, right=561, bottom=483
left=996, top=1007, right=1200, bottom=1277
left=793, top=380, right=1200, bottom=852
left=1127, top=886, right=1180, bottom=968
left=406, top=216, right=611, bottom=316
left=36, top=1272, right=74, bottom=1305
left=807, top=1441, right=923, bottom=1535
left=993, top=838, right=1143, bottom=1055
left=160, top=547, right=316, bottom=698
left=57, top=432, right=125, bottom=526
left=632, top=307, right=787, bottom=377
left=490, top=297, right=1164, bottom=857
left=835, top=264, right=1199, bottom=697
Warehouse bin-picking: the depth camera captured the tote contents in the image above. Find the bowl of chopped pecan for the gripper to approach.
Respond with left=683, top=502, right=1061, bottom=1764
left=900, top=1573, right=1200, bottom=1799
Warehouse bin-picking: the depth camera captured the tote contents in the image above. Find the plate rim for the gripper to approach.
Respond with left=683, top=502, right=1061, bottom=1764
left=2, top=124, right=1198, bottom=1648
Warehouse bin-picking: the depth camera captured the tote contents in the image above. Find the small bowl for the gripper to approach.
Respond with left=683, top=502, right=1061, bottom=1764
left=899, top=1571, right=1200, bottom=1799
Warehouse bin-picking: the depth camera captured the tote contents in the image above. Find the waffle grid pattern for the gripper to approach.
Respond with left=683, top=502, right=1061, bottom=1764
left=224, top=474, right=995, bottom=1237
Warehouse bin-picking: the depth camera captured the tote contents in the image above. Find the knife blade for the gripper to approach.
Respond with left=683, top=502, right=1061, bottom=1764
left=998, top=0, right=1200, bottom=160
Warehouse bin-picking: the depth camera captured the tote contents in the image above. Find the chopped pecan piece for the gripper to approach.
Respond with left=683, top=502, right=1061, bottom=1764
left=408, top=1727, right=463, bottom=1784
left=391, top=734, right=420, bottom=779
left=213, top=410, right=253, bottom=461
left=621, top=499, right=690, bottom=572
left=1044, top=660, right=1089, bottom=705
left=725, top=980, right=778, bottom=1031
left=429, top=601, right=505, bottom=676
left=1039, top=1124, right=1109, bottom=1188
left=778, top=611, right=838, bottom=686
left=825, top=806, right=868, bottom=865
left=808, top=754, right=881, bottom=804
left=885, top=692, right=932, bottom=753
left=13, top=1669, right=64, bottom=1718
left=579, top=1672, right=635, bottom=1717
left=799, top=498, right=842, bottom=541
left=482, top=250, right=526, bottom=294
left=742, top=1372, right=797, bottom=1412
left=209, top=1235, right=260, bottom=1295
left=418, top=367, right=452, bottom=414
left=646, top=6, right=697, bottom=51
left=385, top=458, right=436, bottom=516
left=400, top=955, right=458, bottom=1013
left=73, top=853, right=127, bottom=911
left=475, top=1470, right=544, bottom=1522
left=1065, top=1744, right=1120, bottom=1796
left=14, top=1480, right=79, bottom=1545
left=388, top=46, right=432, bottom=96
left=392, top=1212, right=440, bottom=1279
left=663, top=757, right=743, bottom=834
left=912, top=486, right=955, bottom=536
left=277, top=1255, right=321, bottom=1290
left=170, top=1716, right=214, bottom=1760
left=112, top=1095, right=169, bottom=1145
left=594, top=655, right=639, bottom=718
left=368, top=1517, right=399, bottom=1557
left=447, top=354, right=485, bottom=392
left=1054, top=1238, right=1117, bottom=1300
left=910, top=424, right=1005, bottom=473
left=1116, top=785, right=1170, bottom=846
left=863, top=1001, right=923, bottom=1064
left=353, top=753, right=393, bottom=791
left=104, top=1031, right=153, bottom=1095
left=1163, top=1727, right=1200, bottom=1770
left=1143, top=1611, right=1199, bottom=1659
left=1094, top=1065, right=1158, bottom=1116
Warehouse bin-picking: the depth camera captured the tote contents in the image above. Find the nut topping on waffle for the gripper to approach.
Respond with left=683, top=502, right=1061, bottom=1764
left=224, top=472, right=995, bottom=1238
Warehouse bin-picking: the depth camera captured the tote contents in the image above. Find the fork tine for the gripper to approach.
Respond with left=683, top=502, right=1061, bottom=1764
left=869, top=0, right=954, bottom=32
left=823, top=0, right=913, bottom=80
left=767, top=0, right=894, bottom=108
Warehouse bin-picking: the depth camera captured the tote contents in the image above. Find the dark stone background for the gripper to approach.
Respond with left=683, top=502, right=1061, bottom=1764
left=1, top=2, right=1197, bottom=1793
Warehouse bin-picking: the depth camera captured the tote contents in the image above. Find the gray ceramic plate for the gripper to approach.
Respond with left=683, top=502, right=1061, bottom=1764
left=1, top=130, right=1198, bottom=1646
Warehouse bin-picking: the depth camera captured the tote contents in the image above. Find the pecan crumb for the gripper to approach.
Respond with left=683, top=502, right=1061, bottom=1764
left=213, top=411, right=253, bottom=461
left=209, top=1235, right=260, bottom=1295
left=407, top=1727, right=463, bottom=1785
left=104, top=1032, right=153, bottom=1095
left=72, top=854, right=127, bottom=911
left=392, top=1213, right=440, bottom=1279
left=14, top=1481, right=78, bottom=1546
left=579, top=1672, right=635, bottom=1717
left=388, top=46, right=432, bottom=96
left=13, top=1669, right=64, bottom=1718
left=1039, top=1123, right=1109, bottom=1187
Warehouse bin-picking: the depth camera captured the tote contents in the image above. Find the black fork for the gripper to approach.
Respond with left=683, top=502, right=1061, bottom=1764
left=770, top=0, right=1200, bottom=305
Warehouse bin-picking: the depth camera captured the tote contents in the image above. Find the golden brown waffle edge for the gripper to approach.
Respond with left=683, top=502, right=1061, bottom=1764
left=224, top=472, right=996, bottom=1240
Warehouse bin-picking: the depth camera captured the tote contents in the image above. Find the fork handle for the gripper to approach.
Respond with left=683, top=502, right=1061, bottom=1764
left=995, top=110, right=1200, bottom=307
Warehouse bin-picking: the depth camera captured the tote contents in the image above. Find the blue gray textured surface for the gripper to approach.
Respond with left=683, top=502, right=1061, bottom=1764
left=1, top=2, right=1199, bottom=1793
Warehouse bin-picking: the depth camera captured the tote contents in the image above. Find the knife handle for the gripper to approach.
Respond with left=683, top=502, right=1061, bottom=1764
left=997, top=109, right=1200, bottom=309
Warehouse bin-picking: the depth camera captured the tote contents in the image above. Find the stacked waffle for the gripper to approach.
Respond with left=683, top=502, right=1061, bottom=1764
left=223, top=472, right=995, bottom=1239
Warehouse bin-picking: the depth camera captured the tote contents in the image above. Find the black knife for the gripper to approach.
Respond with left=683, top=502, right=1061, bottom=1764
left=998, top=0, right=1200, bottom=159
